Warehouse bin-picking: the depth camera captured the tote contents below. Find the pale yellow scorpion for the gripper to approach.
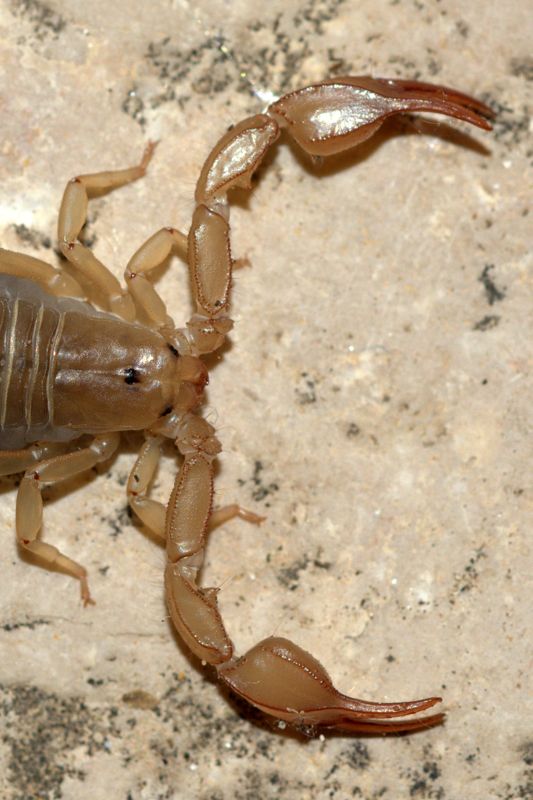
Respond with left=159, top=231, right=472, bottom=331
left=0, top=76, right=493, bottom=734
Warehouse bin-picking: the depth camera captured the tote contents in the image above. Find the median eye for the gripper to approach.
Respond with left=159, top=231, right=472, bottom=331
left=159, top=406, right=173, bottom=417
left=124, top=367, right=140, bottom=385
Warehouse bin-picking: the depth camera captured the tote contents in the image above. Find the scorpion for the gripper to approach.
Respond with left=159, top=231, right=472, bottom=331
left=0, top=76, right=493, bottom=734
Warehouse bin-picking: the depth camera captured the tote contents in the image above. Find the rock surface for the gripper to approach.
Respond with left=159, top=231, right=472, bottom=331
left=0, top=1, right=531, bottom=798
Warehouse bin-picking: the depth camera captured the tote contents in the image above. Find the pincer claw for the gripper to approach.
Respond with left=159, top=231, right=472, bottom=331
left=218, top=636, right=444, bottom=734
left=269, top=75, right=494, bottom=157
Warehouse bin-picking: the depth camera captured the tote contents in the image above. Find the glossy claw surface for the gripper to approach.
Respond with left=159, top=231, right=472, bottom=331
left=218, top=637, right=443, bottom=733
left=269, top=75, right=493, bottom=156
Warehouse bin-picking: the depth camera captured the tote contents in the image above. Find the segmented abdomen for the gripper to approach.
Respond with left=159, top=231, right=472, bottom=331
left=0, top=275, right=70, bottom=449
left=0, top=274, right=178, bottom=450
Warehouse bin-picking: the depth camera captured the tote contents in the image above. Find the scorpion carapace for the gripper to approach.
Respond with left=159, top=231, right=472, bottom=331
left=0, top=77, right=493, bottom=734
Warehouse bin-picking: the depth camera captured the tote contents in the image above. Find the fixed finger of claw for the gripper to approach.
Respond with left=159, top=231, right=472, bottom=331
left=379, top=77, right=495, bottom=122
left=218, top=637, right=442, bottom=731
left=209, top=504, right=266, bottom=531
left=269, top=75, right=493, bottom=157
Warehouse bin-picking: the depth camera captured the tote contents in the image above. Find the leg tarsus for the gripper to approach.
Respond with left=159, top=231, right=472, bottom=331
left=57, top=145, right=159, bottom=320
left=20, top=536, right=95, bottom=606
left=232, top=256, right=251, bottom=270
left=209, top=504, right=266, bottom=531
left=139, top=140, right=158, bottom=173
left=125, top=227, right=188, bottom=330
left=15, top=434, right=119, bottom=603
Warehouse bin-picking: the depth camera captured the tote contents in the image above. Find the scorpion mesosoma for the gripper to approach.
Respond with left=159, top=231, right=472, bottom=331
left=0, top=76, right=493, bottom=734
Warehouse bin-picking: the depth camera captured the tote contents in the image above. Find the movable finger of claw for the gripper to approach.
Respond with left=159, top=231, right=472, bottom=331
left=269, top=75, right=493, bottom=157
left=218, top=636, right=442, bottom=731
left=372, top=77, right=494, bottom=124
left=332, top=710, right=445, bottom=734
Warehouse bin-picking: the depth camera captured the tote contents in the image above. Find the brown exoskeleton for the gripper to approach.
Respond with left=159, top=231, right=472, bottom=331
left=0, top=77, right=493, bottom=734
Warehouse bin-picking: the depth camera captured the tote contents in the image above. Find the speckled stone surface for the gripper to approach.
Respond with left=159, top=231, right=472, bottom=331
left=0, top=1, right=531, bottom=799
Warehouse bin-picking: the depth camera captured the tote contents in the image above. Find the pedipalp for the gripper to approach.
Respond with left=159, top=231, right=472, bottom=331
left=157, top=75, right=493, bottom=734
